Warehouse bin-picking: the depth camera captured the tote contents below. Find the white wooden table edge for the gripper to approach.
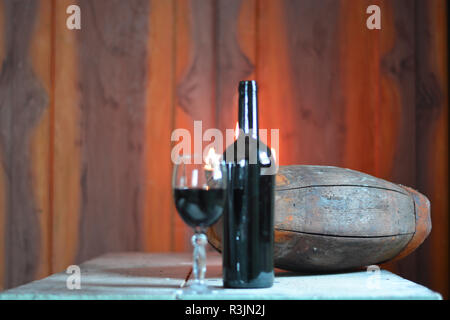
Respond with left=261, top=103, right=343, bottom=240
left=0, top=252, right=443, bottom=300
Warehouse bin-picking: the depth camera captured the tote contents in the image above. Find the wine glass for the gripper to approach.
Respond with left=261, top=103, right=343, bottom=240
left=172, top=150, right=227, bottom=295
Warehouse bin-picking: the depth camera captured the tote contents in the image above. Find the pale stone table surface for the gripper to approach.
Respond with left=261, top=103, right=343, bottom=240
left=0, top=252, right=442, bottom=300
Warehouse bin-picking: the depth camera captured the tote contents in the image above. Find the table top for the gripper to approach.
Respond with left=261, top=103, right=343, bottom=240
left=0, top=252, right=442, bottom=300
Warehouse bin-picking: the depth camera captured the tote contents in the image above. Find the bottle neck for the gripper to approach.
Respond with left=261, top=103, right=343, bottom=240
left=238, top=80, right=258, bottom=139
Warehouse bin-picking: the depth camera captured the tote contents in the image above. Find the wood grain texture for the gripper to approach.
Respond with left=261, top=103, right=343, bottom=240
left=177, top=0, right=254, bottom=133
left=273, top=231, right=412, bottom=272
left=143, top=0, right=175, bottom=252
left=0, top=0, right=5, bottom=291
left=215, top=0, right=254, bottom=132
left=413, top=0, right=448, bottom=299
left=365, top=2, right=417, bottom=277
left=275, top=165, right=408, bottom=193
left=176, top=0, right=215, bottom=130
left=173, top=0, right=195, bottom=252
left=51, top=0, right=81, bottom=273
left=340, top=0, right=380, bottom=175
left=0, top=252, right=442, bottom=300
left=208, top=165, right=426, bottom=272
left=258, top=0, right=344, bottom=166
left=394, top=186, right=432, bottom=261
left=257, top=0, right=293, bottom=165
left=276, top=186, right=414, bottom=237
left=206, top=226, right=414, bottom=273
left=0, top=0, right=446, bottom=297
left=174, top=0, right=255, bottom=251
left=29, top=0, right=52, bottom=282
left=76, top=0, right=150, bottom=262
left=379, top=0, right=416, bottom=185
left=0, top=0, right=49, bottom=288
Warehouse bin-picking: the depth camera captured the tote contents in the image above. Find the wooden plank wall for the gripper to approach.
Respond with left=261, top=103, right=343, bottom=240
left=0, top=0, right=51, bottom=290
left=0, top=0, right=447, bottom=298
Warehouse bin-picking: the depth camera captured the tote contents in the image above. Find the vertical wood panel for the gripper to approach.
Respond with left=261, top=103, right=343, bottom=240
left=257, top=0, right=295, bottom=165
left=0, top=0, right=446, bottom=297
left=380, top=0, right=416, bottom=185
left=258, top=0, right=345, bottom=166
left=0, top=0, right=5, bottom=291
left=257, top=0, right=447, bottom=297
left=0, top=0, right=50, bottom=288
left=215, top=0, right=254, bottom=133
left=414, top=0, right=448, bottom=298
left=176, top=0, right=254, bottom=142
left=52, top=0, right=81, bottom=273
left=143, top=0, right=176, bottom=252
left=340, top=0, right=380, bottom=175
left=175, top=0, right=218, bottom=251
left=29, top=0, right=52, bottom=281
left=174, top=0, right=255, bottom=251
left=378, top=0, right=418, bottom=281
left=372, top=0, right=403, bottom=277
left=76, top=0, right=150, bottom=262
left=428, top=0, right=448, bottom=299
left=176, top=0, right=215, bottom=130
left=173, top=0, right=193, bottom=251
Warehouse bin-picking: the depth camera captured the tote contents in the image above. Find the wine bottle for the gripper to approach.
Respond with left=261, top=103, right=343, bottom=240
left=223, top=80, right=275, bottom=288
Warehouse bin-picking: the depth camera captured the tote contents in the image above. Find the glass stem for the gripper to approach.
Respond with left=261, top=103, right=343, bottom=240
left=192, top=232, right=207, bottom=285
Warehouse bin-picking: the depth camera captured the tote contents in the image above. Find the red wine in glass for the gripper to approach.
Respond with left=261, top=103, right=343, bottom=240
left=172, top=152, right=227, bottom=295
left=174, top=188, right=226, bottom=228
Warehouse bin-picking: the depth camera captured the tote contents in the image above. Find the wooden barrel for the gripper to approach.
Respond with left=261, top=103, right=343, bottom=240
left=207, top=165, right=431, bottom=272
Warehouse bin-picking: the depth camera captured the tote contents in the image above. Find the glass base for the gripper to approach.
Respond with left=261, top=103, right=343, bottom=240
left=175, top=281, right=218, bottom=299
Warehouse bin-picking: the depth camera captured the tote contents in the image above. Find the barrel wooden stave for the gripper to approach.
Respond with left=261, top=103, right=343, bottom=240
left=275, top=186, right=415, bottom=237
left=274, top=230, right=413, bottom=272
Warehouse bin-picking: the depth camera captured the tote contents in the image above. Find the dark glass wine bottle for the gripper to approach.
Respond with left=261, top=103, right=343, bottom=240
left=222, top=80, right=275, bottom=288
